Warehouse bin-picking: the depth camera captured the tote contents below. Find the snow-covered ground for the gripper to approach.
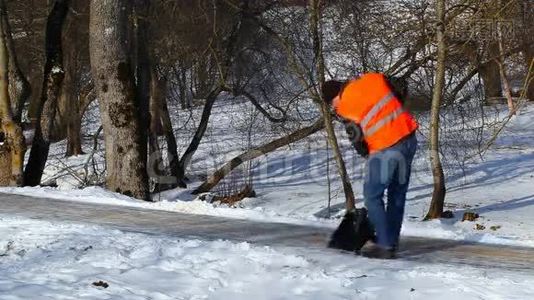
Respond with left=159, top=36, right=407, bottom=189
left=2, top=216, right=533, bottom=300
left=2, top=104, right=534, bottom=248
left=1, top=97, right=534, bottom=299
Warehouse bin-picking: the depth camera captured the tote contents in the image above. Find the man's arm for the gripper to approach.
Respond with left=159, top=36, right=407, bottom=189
left=343, top=120, right=369, bottom=158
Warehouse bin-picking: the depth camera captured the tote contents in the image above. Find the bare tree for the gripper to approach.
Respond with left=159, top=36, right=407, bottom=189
left=0, top=0, right=31, bottom=123
left=24, top=0, right=70, bottom=186
left=425, top=0, right=447, bottom=220
left=0, top=2, right=25, bottom=186
left=309, top=0, right=355, bottom=211
left=89, top=0, right=149, bottom=200
left=175, top=0, right=246, bottom=186
left=60, top=0, right=90, bottom=156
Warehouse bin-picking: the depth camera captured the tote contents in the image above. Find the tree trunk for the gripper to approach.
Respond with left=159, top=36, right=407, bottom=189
left=0, top=5, right=25, bottom=186
left=0, top=0, right=31, bottom=123
left=147, top=67, right=161, bottom=188
left=161, top=95, right=180, bottom=182
left=526, top=54, right=534, bottom=102
left=132, top=0, right=151, bottom=188
left=194, top=119, right=325, bottom=194
left=62, top=40, right=84, bottom=156
left=67, top=81, right=96, bottom=156
left=309, top=0, right=356, bottom=211
left=89, top=0, right=149, bottom=200
left=65, top=102, right=83, bottom=156
left=177, top=87, right=221, bottom=186
left=149, top=68, right=181, bottom=189
left=479, top=42, right=502, bottom=103
left=495, top=0, right=514, bottom=112
left=57, top=0, right=87, bottom=154
left=23, top=0, right=70, bottom=186
left=520, top=2, right=534, bottom=101
left=425, top=0, right=447, bottom=220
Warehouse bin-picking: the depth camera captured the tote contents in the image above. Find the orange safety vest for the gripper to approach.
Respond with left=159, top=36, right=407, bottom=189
left=334, top=73, right=418, bottom=154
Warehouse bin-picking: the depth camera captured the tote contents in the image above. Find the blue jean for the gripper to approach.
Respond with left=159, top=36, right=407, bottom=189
left=363, top=134, right=417, bottom=249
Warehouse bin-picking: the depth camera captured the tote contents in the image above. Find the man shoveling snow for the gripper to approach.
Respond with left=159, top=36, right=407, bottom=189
left=323, top=73, right=418, bottom=259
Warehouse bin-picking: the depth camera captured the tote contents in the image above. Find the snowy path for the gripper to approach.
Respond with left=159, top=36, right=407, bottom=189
left=0, top=192, right=532, bottom=272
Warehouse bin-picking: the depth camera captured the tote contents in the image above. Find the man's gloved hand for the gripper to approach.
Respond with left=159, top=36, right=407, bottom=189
left=343, top=120, right=369, bottom=158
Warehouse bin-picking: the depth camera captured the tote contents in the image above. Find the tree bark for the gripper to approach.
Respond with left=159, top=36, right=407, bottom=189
left=149, top=68, right=181, bottom=189
left=23, top=0, right=70, bottom=186
left=132, top=0, right=151, bottom=188
left=194, top=119, right=325, bottom=194
left=0, top=0, right=31, bottom=123
left=160, top=94, right=180, bottom=181
left=60, top=0, right=89, bottom=156
left=67, top=81, right=96, bottom=156
left=89, top=0, right=149, bottom=200
left=526, top=53, right=534, bottom=102
left=0, top=4, right=25, bottom=186
left=519, top=1, right=533, bottom=101
left=425, top=0, right=447, bottom=220
left=62, top=37, right=83, bottom=156
left=309, top=0, right=356, bottom=211
left=479, top=42, right=502, bottom=103
left=148, top=68, right=161, bottom=185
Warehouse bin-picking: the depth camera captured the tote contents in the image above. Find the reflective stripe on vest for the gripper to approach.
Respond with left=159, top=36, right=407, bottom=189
left=360, top=91, right=404, bottom=137
left=363, top=107, right=404, bottom=136
left=360, top=92, right=394, bottom=128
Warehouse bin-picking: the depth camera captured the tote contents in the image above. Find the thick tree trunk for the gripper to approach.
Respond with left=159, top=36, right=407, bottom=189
left=0, top=6, right=25, bottom=186
left=425, top=0, right=447, bottom=220
left=309, top=0, right=356, bottom=211
left=24, top=0, right=70, bottom=186
left=194, top=119, right=325, bottom=194
left=89, top=0, right=149, bottom=200
left=479, top=42, right=502, bottom=103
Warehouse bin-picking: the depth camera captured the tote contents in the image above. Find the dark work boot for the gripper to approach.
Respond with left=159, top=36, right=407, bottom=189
left=360, top=242, right=396, bottom=259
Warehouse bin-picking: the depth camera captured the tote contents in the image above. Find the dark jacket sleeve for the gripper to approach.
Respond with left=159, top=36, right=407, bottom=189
left=342, top=119, right=369, bottom=158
